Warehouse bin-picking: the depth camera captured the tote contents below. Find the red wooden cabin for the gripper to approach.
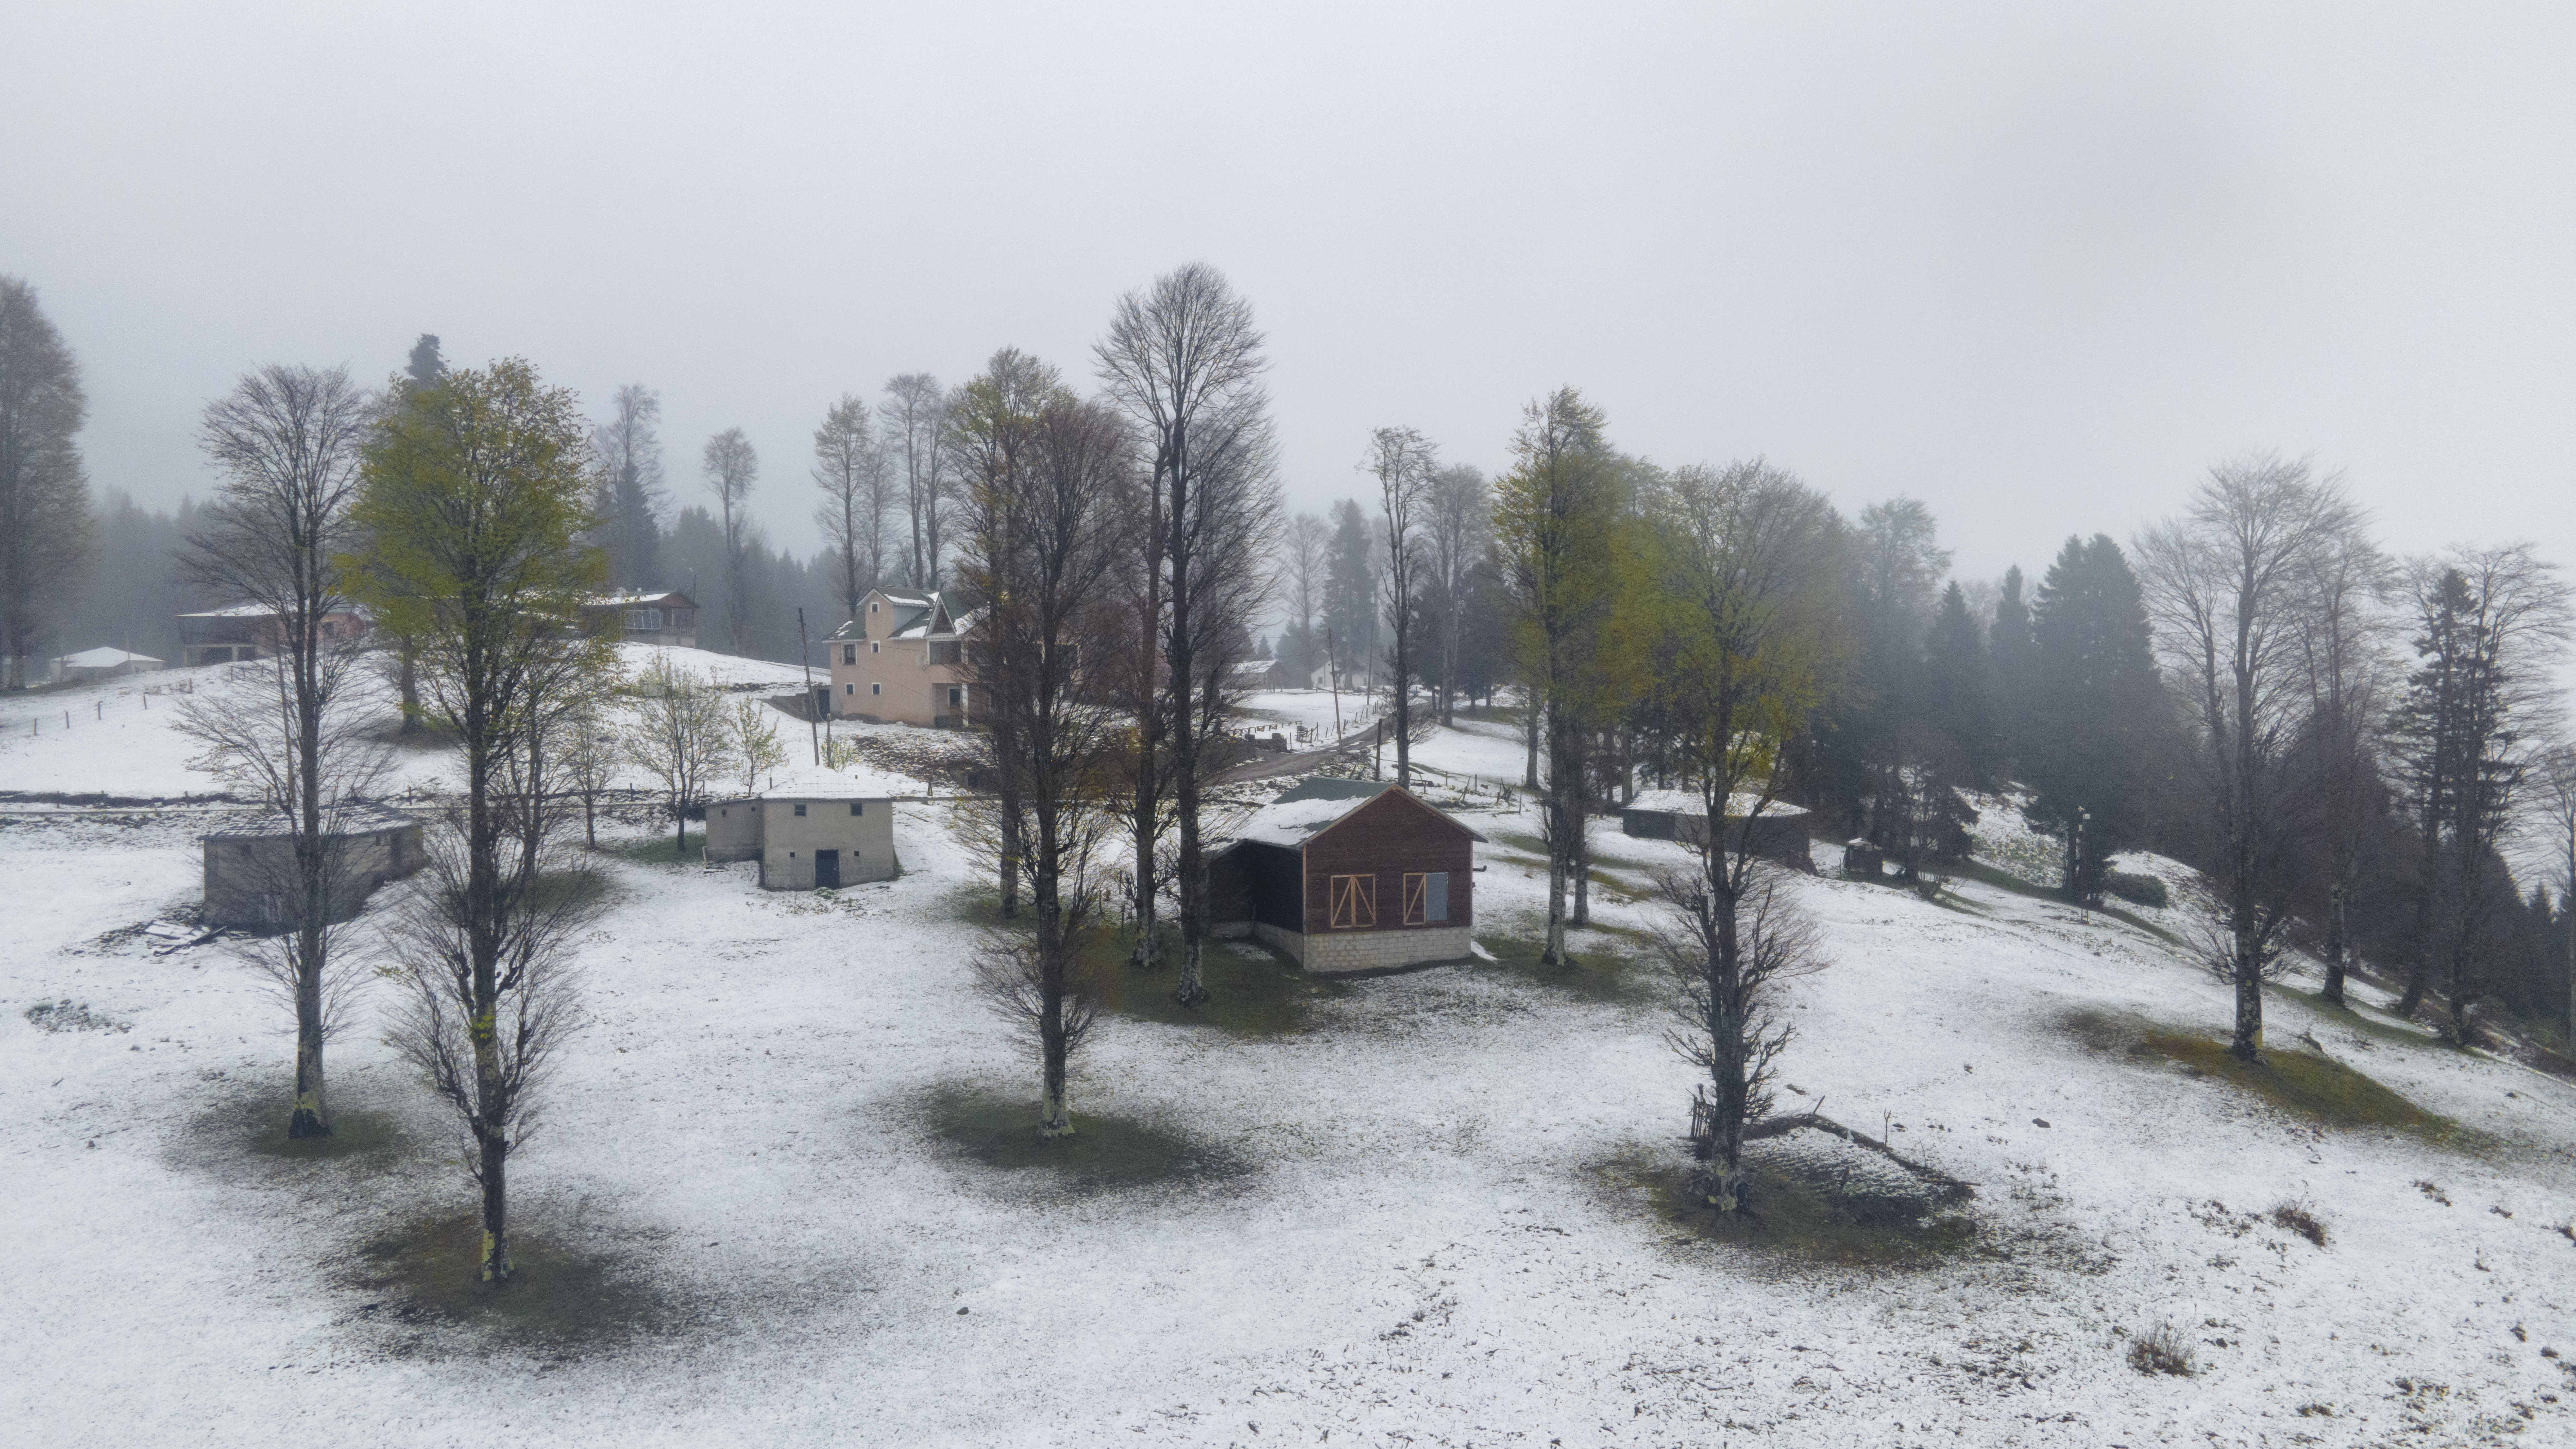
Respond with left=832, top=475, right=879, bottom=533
left=1206, top=778, right=1484, bottom=973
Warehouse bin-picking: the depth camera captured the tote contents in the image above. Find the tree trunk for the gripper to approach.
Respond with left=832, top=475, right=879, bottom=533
left=1522, top=693, right=1540, bottom=790
left=478, top=1132, right=511, bottom=1282
left=1542, top=835, right=1569, bottom=967
left=2321, top=880, right=2349, bottom=1007
left=1704, top=887, right=1751, bottom=1213
left=1392, top=627, right=1411, bottom=789
left=289, top=956, right=329, bottom=1137
left=2230, top=957, right=2264, bottom=1062
left=999, top=795, right=1022, bottom=918
left=398, top=639, right=421, bottom=736
left=1128, top=775, right=1161, bottom=972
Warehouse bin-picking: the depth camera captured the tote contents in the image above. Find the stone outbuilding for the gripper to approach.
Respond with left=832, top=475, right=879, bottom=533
left=1205, top=777, right=1485, bottom=973
left=202, top=803, right=425, bottom=931
left=703, top=766, right=902, bottom=889
left=1617, top=788, right=1815, bottom=871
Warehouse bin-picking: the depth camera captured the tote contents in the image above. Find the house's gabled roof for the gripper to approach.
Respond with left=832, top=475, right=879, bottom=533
left=1624, top=789, right=1811, bottom=821
left=589, top=590, right=696, bottom=610
left=1215, top=779, right=1487, bottom=851
left=829, top=587, right=984, bottom=643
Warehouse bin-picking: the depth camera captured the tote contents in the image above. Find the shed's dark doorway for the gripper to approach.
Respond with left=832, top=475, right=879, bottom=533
left=814, top=849, right=840, bottom=888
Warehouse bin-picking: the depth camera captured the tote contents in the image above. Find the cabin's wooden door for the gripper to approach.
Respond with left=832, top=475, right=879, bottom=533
left=814, top=849, right=840, bottom=888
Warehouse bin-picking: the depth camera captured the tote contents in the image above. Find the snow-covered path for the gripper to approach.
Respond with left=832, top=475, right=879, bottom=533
left=5, top=718, right=2572, bottom=1446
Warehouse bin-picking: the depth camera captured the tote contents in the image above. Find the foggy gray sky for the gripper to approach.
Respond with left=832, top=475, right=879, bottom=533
left=7, top=2, right=2572, bottom=592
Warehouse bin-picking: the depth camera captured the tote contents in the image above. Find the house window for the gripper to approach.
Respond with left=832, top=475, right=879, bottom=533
left=844, top=683, right=854, bottom=695
left=870, top=641, right=880, bottom=655
left=1405, top=872, right=1448, bottom=923
left=793, top=803, right=807, bottom=817
left=1328, top=874, right=1376, bottom=929
left=669, top=608, right=694, bottom=628
left=947, top=687, right=963, bottom=707
left=869, top=602, right=878, bottom=614
left=843, top=644, right=856, bottom=665
left=625, top=608, right=662, bottom=631
left=871, top=683, right=881, bottom=696
left=848, top=802, right=863, bottom=816
left=929, top=640, right=961, bottom=665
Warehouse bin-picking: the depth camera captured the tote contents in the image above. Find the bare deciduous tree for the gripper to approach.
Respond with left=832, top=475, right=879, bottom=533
left=2291, top=524, right=2397, bottom=1006
left=880, top=373, right=949, bottom=589
left=1424, top=464, right=1489, bottom=725
left=959, top=377, right=1132, bottom=1133
left=701, top=427, right=760, bottom=653
left=1639, top=458, right=1843, bottom=1210
left=1366, top=425, right=1436, bottom=787
left=1279, top=510, right=1329, bottom=684
left=1096, top=262, right=1274, bottom=1007
left=1654, top=867, right=1826, bottom=1214
left=382, top=814, right=597, bottom=1283
left=2539, top=746, right=2576, bottom=1045
left=2136, top=453, right=2366, bottom=1062
left=0, top=275, right=92, bottom=688
left=177, top=362, right=379, bottom=1138
left=591, top=384, right=666, bottom=591
left=812, top=393, right=890, bottom=628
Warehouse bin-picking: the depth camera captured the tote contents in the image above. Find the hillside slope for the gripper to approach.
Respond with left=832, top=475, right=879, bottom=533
left=3, top=713, right=2570, bottom=1447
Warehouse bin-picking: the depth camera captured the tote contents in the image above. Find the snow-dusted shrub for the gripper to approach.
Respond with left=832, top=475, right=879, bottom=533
left=2102, top=870, right=2170, bottom=909
left=2128, top=1322, right=2196, bottom=1377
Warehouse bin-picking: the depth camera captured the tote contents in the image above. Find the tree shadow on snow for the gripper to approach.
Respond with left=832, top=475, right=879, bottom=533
left=1594, top=1140, right=1982, bottom=1271
left=341, top=1209, right=711, bottom=1357
left=916, top=1084, right=1254, bottom=1199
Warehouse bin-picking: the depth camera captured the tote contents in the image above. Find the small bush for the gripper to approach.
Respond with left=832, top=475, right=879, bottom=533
left=2268, top=1198, right=2330, bottom=1247
left=2129, top=1322, right=2197, bottom=1377
left=2102, top=871, right=2169, bottom=908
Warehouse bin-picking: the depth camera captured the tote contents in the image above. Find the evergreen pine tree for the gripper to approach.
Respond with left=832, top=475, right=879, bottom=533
left=2025, top=535, right=2165, bottom=903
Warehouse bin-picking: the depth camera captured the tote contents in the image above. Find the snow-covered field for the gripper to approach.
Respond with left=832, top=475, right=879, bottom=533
left=6, top=695, right=2575, bottom=1446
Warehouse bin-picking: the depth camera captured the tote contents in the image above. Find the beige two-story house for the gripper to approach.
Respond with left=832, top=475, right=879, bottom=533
left=826, top=587, right=982, bottom=727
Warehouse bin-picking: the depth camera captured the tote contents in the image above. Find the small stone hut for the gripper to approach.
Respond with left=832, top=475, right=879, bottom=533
left=1205, top=777, right=1485, bottom=973
left=703, top=766, right=901, bottom=890
left=202, top=803, right=425, bottom=931
left=1618, top=788, right=1815, bottom=871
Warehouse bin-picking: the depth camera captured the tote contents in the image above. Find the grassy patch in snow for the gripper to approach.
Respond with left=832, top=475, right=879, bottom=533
left=600, top=832, right=705, bottom=866
left=1097, top=926, right=1349, bottom=1037
left=921, top=1085, right=1251, bottom=1195
left=2286, top=986, right=2448, bottom=1051
left=1602, top=1150, right=1979, bottom=1268
left=179, top=1086, right=413, bottom=1178
left=346, top=1212, right=694, bottom=1351
left=1947, top=859, right=2182, bottom=945
left=1470, top=930, right=1651, bottom=1004
left=2062, top=1009, right=2466, bottom=1142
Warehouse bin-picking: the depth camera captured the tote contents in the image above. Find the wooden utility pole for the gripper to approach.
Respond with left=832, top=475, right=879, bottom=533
left=797, top=607, right=819, bottom=765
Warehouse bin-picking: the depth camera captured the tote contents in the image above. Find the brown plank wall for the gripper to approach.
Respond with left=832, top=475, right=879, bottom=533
left=1299, top=790, right=1474, bottom=935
